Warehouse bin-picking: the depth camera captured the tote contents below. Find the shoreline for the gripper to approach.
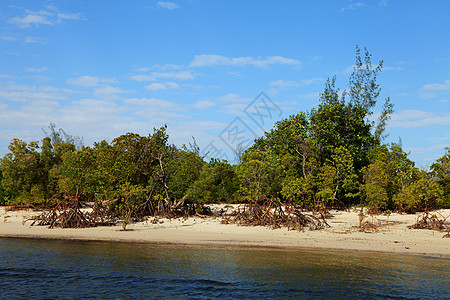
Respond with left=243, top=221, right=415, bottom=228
left=2, top=234, right=449, bottom=259
left=1, top=206, right=449, bottom=257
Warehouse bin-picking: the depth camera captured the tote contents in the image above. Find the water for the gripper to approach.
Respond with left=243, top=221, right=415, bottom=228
left=0, top=238, right=449, bottom=299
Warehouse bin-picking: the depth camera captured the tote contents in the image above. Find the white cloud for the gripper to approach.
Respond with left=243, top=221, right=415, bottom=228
left=422, top=79, right=450, bottom=91
left=428, top=133, right=450, bottom=143
left=124, top=97, right=178, bottom=110
left=0, top=84, right=66, bottom=102
left=193, top=100, right=215, bottom=109
left=379, top=0, right=390, bottom=7
left=269, top=78, right=323, bottom=88
left=218, top=93, right=251, bottom=103
left=189, top=54, right=301, bottom=68
left=145, top=83, right=166, bottom=91
left=8, top=7, right=83, bottom=28
left=130, top=74, right=156, bottom=82
left=130, top=71, right=195, bottom=82
left=152, top=71, right=195, bottom=80
left=24, top=36, right=48, bottom=44
left=419, top=79, right=450, bottom=99
left=270, top=80, right=300, bottom=88
left=25, top=67, right=48, bottom=73
left=0, top=36, right=18, bottom=41
left=8, top=14, right=53, bottom=28
left=156, top=1, right=180, bottom=10
left=56, top=12, right=82, bottom=20
left=298, top=92, right=320, bottom=100
left=389, top=110, right=450, bottom=128
left=165, top=82, right=180, bottom=89
left=145, top=81, right=180, bottom=91
left=93, top=86, right=129, bottom=100
left=341, top=2, right=366, bottom=12
left=134, top=67, right=150, bottom=72
left=66, top=75, right=117, bottom=87
left=151, top=64, right=183, bottom=71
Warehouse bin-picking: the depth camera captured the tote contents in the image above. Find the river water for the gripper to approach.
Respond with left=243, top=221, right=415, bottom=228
left=0, top=238, right=448, bottom=299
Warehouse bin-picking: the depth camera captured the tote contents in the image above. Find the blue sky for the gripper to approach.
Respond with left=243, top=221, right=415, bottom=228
left=0, top=0, right=449, bottom=166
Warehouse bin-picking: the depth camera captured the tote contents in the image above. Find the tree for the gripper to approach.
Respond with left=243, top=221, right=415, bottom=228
left=168, top=150, right=204, bottom=202
left=394, top=172, right=445, bottom=212
left=187, top=159, right=238, bottom=206
left=140, top=125, right=179, bottom=210
left=237, top=147, right=285, bottom=203
left=431, top=148, right=450, bottom=207
left=0, top=139, right=43, bottom=204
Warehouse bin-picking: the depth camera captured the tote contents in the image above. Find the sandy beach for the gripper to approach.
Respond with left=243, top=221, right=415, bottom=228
left=1, top=206, right=449, bottom=256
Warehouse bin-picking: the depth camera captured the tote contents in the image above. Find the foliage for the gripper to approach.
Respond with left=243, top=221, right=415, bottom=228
left=431, top=148, right=450, bottom=207
left=236, top=147, right=285, bottom=203
left=394, top=173, right=445, bottom=212
left=187, top=159, right=238, bottom=206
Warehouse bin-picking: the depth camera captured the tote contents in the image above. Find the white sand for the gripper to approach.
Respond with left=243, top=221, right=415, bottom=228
left=1, top=206, right=449, bottom=256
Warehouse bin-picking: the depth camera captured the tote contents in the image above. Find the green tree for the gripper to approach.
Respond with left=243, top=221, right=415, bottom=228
left=168, top=150, right=204, bottom=202
left=431, top=148, right=450, bottom=206
left=187, top=159, right=238, bottom=206
left=0, top=139, right=43, bottom=204
left=140, top=125, right=179, bottom=210
left=237, top=147, right=285, bottom=203
left=394, top=172, right=445, bottom=212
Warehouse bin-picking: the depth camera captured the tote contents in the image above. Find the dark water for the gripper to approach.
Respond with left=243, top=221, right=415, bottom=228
left=0, top=238, right=449, bottom=299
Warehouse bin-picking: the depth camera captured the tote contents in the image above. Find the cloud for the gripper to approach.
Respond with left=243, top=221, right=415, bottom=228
left=8, top=14, right=53, bottom=28
left=0, top=36, right=18, bottom=41
left=189, top=54, right=301, bottom=68
left=151, top=64, right=183, bottom=71
left=124, top=97, right=178, bottom=110
left=24, top=36, right=48, bottom=44
left=56, top=12, right=82, bottom=20
left=270, top=78, right=323, bottom=89
left=130, top=74, right=156, bottom=82
left=66, top=75, right=117, bottom=87
left=156, top=1, right=180, bottom=10
left=419, top=79, right=450, bottom=99
left=217, top=93, right=251, bottom=103
left=421, top=79, right=450, bottom=91
left=7, top=7, right=83, bottom=28
left=93, top=86, right=129, bottom=100
left=130, top=71, right=195, bottom=82
left=0, top=83, right=66, bottom=102
left=270, top=80, right=300, bottom=88
left=25, top=67, right=48, bottom=73
left=389, top=110, right=450, bottom=128
left=379, top=0, right=389, bottom=7
left=298, top=92, right=320, bottom=100
left=341, top=2, right=366, bottom=12
left=152, top=71, right=194, bottom=80
left=193, top=100, right=215, bottom=109
left=145, top=83, right=167, bottom=91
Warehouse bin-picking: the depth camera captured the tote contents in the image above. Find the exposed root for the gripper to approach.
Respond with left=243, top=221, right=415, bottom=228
left=409, top=211, right=449, bottom=231
left=359, top=220, right=378, bottom=232
left=30, top=190, right=115, bottom=229
left=226, top=200, right=330, bottom=231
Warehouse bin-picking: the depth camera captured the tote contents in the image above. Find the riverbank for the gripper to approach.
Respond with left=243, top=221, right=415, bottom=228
left=1, top=206, right=449, bottom=256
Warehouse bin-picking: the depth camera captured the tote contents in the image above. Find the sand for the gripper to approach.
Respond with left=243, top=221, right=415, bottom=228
left=0, top=205, right=449, bottom=256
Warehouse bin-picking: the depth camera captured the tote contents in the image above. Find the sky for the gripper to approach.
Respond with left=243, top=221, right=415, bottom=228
left=0, top=0, right=449, bottom=167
